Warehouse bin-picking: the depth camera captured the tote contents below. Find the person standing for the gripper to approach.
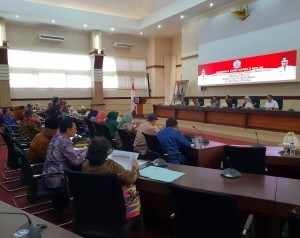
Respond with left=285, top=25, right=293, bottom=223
left=157, top=118, right=191, bottom=164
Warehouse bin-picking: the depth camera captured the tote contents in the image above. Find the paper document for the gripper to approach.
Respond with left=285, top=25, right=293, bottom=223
left=108, top=150, right=139, bottom=171
left=140, top=166, right=185, bottom=182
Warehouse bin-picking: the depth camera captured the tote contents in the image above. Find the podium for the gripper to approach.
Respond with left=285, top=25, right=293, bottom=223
left=134, top=97, right=147, bottom=116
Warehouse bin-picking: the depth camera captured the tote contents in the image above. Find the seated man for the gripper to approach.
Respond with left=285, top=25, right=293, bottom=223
left=210, top=96, right=220, bottom=108
left=192, top=98, right=200, bottom=107
left=28, top=118, right=59, bottom=163
left=157, top=118, right=191, bottom=164
left=225, top=95, right=233, bottom=108
left=134, top=113, right=160, bottom=157
left=263, top=94, right=279, bottom=110
left=2, top=107, right=17, bottom=126
left=19, top=110, right=42, bottom=141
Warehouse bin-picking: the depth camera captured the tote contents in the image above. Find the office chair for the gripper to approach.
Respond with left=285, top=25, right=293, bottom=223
left=251, top=97, right=260, bottom=109
left=168, top=183, right=254, bottom=238
left=99, top=124, right=118, bottom=148
left=12, top=145, right=65, bottom=216
left=117, top=128, right=135, bottom=152
left=272, top=96, right=283, bottom=110
left=142, top=133, right=182, bottom=163
left=84, top=118, right=97, bottom=138
left=284, top=212, right=300, bottom=238
left=223, top=145, right=267, bottom=175
left=92, top=121, right=104, bottom=136
left=65, top=171, right=139, bottom=238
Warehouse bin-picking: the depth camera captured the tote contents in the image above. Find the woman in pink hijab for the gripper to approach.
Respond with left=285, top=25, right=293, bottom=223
left=95, top=111, right=107, bottom=124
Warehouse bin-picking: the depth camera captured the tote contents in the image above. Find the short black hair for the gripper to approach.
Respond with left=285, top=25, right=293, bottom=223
left=166, top=118, right=178, bottom=128
left=52, top=96, right=60, bottom=104
left=59, top=118, right=74, bottom=133
left=25, top=110, right=34, bottom=118
left=267, top=94, right=273, bottom=98
left=86, top=137, right=113, bottom=166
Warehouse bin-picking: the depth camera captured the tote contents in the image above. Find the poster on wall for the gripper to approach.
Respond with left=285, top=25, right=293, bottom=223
left=198, top=50, right=297, bottom=86
left=173, top=80, right=189, bottom=101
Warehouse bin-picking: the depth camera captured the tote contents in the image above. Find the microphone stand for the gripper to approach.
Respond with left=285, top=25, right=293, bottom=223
left=192, top=126, right=209, bottom=143
left=288, top=101, right=298, bottom=112
left=149, top=150, right=168, bottom=167
left=252, top=132, right=264, bottom=147
left=220, top=157, right=241, bottom=179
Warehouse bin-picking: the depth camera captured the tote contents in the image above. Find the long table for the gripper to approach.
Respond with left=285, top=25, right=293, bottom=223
left=183, top=142, right=300, bottom=178
left=136, top=164, right=300, bottom=238
left=0, top=201, right=82, bottom=238
left=153, top=105, right=300, bottom=133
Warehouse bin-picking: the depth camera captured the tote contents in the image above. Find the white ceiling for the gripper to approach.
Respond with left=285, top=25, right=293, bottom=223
left=0, top=0, right=236, bottom=37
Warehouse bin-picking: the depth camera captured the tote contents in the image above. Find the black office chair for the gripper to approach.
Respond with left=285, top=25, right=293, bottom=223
left=223, top=145, right=267, bottom=175
left=251, top=97, right=260, bottom=109
left=142, top=133, right=182, bottom=162
left=168, top=183, right=254, bottom=238
left=12, top=145, right=65, bottom=216
left=84, top=118, right=97, bottom=138
left=283, top=212, right=300, bottom=238
left=99, top=124, right=118, bottom=148
left=65, top=170, right=138, bottom=238
left=273, top=96, right=283, bottom=110
left=92, top=121, right=104, bottom=136
left=117, top=128, right=135, bottom=152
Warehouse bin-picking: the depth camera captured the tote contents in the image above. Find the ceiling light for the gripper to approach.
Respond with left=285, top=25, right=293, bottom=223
left=210, top=3, right=214, bottom=7
left=139, top=32, right=143, bottom=35
left=51, top=20, right=55, bottom=23
left=180, top=15, right=184, bottom=19
left=83, top=24, right=87, bottom=28
left=158, top=25, right=162, bottom=28
left=110, top=27, right=115, bottom=31
left=15, top=15, right=19, bottom=18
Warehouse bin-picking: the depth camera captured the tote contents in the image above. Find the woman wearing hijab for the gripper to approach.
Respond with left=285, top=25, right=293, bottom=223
left=242, top=96, right=254, bottom=109
left=95, top=111, right=107, bottom=124
left=105, top=111, right=119, bottom=136
left=117, top=114, right=137, bottom=136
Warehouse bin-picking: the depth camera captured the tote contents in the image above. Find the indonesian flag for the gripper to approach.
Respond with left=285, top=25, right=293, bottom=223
left=131, top=79, right=136, bottom=113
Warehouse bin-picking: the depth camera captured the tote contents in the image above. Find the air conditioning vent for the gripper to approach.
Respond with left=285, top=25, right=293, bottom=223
left=39, top=34, right=65, bottom=42
left=113, top=42, right=134, bottom=48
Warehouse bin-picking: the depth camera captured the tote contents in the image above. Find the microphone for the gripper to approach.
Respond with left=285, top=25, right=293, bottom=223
left=192, top=126, right=209, bottom=143
left=288, top=101, right=298, bottom=112
left=148, top=150, right=168, bottom=167
left=220, top=156, right=241, bottom=179
left=0, top=212, right=41, bottom=238
left=252, top=132, right=264, bottom=147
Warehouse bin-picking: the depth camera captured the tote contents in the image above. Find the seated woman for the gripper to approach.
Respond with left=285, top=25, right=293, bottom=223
left=242, top=96, right=254, bottom=109
left=95, top=110, right=107, bottom=124
left=82, top=137, right=140, bottom=219
left=117, top=114, right=137, bottom=138
left=106, top=111, right=119, bottom=136
left=20, top=110, right=42, bottom=140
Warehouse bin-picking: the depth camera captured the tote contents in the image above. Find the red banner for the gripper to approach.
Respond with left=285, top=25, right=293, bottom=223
left=198, top=50, right=297, bottom=86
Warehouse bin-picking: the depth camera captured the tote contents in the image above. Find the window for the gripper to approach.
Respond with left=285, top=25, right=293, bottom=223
left=103, top=56, right=147, bottom=89
left=8, top=49, right=91, bottom=88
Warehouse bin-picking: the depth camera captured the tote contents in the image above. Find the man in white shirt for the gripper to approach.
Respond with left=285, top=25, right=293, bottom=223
left=278, top=57, right=296, bottom=79
left=263, top=95, right=279, bottom=110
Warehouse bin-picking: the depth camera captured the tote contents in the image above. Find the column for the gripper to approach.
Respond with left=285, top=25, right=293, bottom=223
left=90, top=31, right=105, bottom=110
left=0, top=18, right=11, bottom=107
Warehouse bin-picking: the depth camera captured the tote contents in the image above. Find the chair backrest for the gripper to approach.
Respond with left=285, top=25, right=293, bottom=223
left=273, top=96, right=283, bottom=110
left=65, top=170, right=126, bottom=238
left=1, top=133, right=21, bottom=170
left=223, top=145, right=266, bottom=175
left=251, top=97, right=260, bottom=109
left=117, top=128, right=134, bottom=152
left=168, top=183, right=241, bottom=238
left=287, top=212, right=300, bottom=238
left=142, top=133, right=163, bottom=156
left=93, top=122, right=104, bottom=136
left=99, top=124, right=114, bottom=143
left=84, top=118, right=96, bottom=138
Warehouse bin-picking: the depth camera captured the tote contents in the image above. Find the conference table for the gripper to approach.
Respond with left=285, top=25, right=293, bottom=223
left=0, top=201, right=82, bottom=238
left=183, top=141, right=300, bottom=178
left=136, top=164, right=299, bottom=238
left=153, top=105, right=300, bottom=133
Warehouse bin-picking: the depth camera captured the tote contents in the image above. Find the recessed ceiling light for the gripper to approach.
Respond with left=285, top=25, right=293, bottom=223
left=139, top=32, right=143, bottom=35
left=158, top=25, right=162, bottom=28
left=210, top=3, right=214, bottom=7
left=51, top=20, right=55, bottom=23
left=180, top=15, right=185, bottom=19
left=110, top=27, right=115, bottom=31
left=83, top=24, right=88, bottom=28
left=15, top=15, right=19, bottom=18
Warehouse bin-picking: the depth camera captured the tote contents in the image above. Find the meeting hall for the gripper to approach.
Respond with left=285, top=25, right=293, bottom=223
left=1, top=0, right=300, bottom=238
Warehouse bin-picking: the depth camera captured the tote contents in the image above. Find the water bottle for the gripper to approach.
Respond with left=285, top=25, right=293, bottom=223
left=194, top=137, right=200, bottom=149
left=289, top=143, right=296, bottom=156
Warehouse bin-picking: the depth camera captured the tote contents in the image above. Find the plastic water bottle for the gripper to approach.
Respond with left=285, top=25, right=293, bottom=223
left=290, top=143, right=296, bottom=156
left=194, top=137, right=200, bottom=149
